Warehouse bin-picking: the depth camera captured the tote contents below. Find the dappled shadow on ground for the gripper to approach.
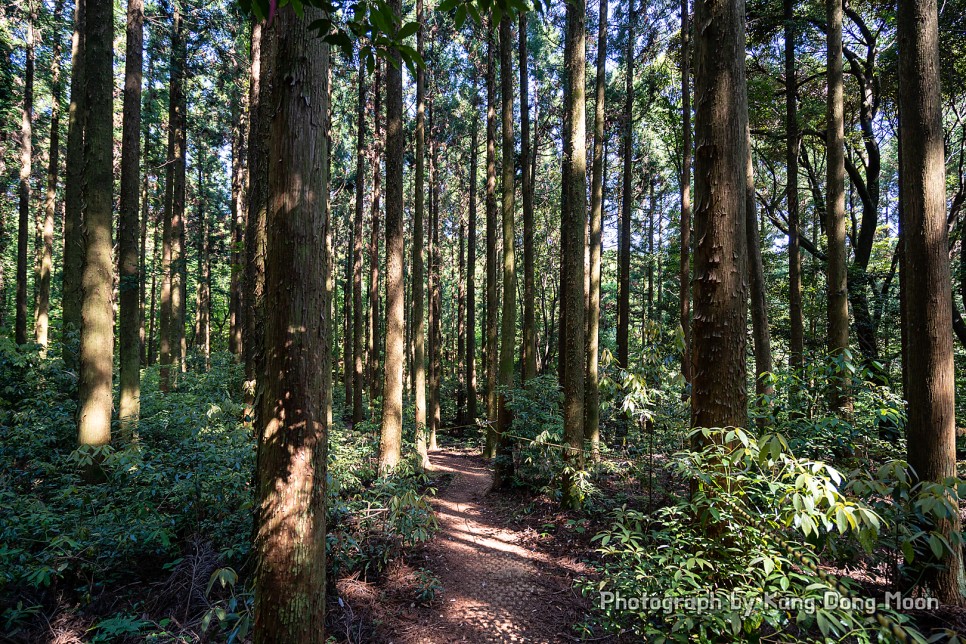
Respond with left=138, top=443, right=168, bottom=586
left=350, top=448, right=594, bottom=643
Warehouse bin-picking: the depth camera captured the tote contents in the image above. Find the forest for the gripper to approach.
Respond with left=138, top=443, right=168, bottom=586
left=1, top=0, right=966, bottom=640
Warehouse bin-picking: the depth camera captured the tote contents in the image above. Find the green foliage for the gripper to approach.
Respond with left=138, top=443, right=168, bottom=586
left=582, top=427, right=926, bottom=643
left=0, top=343, right=438, bottom=639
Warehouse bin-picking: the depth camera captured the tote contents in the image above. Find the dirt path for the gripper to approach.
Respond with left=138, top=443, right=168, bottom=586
left=406, top=449, right=588, bottom=643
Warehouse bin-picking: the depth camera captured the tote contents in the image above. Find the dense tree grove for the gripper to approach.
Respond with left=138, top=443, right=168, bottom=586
left=3, top=0, right=966, bottom=640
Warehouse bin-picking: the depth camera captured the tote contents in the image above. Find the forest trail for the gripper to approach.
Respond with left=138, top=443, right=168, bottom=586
left=402, top=449, right=588, bottom=643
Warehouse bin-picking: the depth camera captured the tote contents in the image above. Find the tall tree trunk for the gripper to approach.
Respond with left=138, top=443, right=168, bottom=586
left=520, top=12, right=536, bottom=382
left=16, top=1, right=35, bottom=346
left=457, top=210, right=466, bottom=425
left=148, top=212, right=160, bottom=366
left=745, top=127, right=774, bottom=399
left=413, top=0, right=429, bottom=466
left=77, top=0, right=113, bottom=447
left=245, top=22, right=273, bottom=422
left=825, top=0, right=850, bottom=412
left=194, top=165, right=210, bottom=370
left=679, top=0, right=692, bottom=386
left=561, top=0, right=587, bottom=509
left=62, top=0, right=86, bottom=365
left=352, top=57, right=367, bottom=426
left=119, top=0, right=143, bottom=430
left=690, top=0, right=749, bottom=432
left=228, top=44, right=248, bottom=359
left=160, top=3, right=186, bottom=393
left=617, top=0, right=635, bottom=369
left=785, top=0, right=804, bottom=383
left=494, top=15, right=517, bottom=489
left=586, top=0, right=607, bottom=460
left=36, top=0, right=64, bottom=352
left=368, top=63, right=383, bottom=409
left=253, top=8, right=329, bottom=639
left=898, top=0, right=965, bottom=604
left=466, top=91, right=479, bottom=424
left=484, top=31, right=499, bottom=459
left=428, top=103, right=441, bottom=451
left=378, top=1, right=405, bottom=475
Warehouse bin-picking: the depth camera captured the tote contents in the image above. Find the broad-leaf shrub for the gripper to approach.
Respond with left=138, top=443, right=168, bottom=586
left=582, top=428, right=927, bottom=642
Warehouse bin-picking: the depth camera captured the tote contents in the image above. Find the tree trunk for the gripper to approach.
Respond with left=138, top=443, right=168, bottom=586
left=467, top=91, right=479, bottom=425
left=785, top=0, right=804, bottom=385
left=16, top=1, right=35, bottom=346
left=484, top=31, right=499, bottom=459
left=368, top=63, right=383, bottom=409
left=245, top=22, right=274, bottom=421
left=561, top=0, right=587, bottom=509
left=679, top=0, right=692, bottom=386
left=493, top=15, right=517, bottom=490
left=690, top=0, right=749, bottom=432
left=77, top=0, right=113, bottom=447
left=228, top=44, right=248, bottom=359
left=160, top=3, right=186, bottom=393
left=253, top=8, right=329, bottom=639
left=118, top=0, right=143, bottom=430
left=36, top=0, right=64, bottom=353
left=413, top=0, right=429, bottom=466
left=352, top=57, right=367, bottom=426
left=378, top=2, right=405, bottom=475
left=428, top=104, right=441, bottom=451
left=898, top=0, right=965, bottom=604
left=825, top=0, right=850, bottom=412
left=586, top=0, right=607, bottom=460
left=745, top=127, right=774, bottom=399
left=521, top=12, right=536, bottom=382
left=62, top=0, right=85, bottom=365
left=194, top=165, right=210, bottom=370
left=617, top=0, right=635, bottom=369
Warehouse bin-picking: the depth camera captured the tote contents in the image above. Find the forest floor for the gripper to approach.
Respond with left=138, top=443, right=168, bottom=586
left=335, top=447, right=603, bottom=643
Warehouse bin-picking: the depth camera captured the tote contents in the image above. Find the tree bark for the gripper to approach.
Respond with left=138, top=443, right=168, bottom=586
left=467, top=91, right=479, bottom=425
left=352, top=57, right=367, bottom=426
left=785, top=0, right=804, bottom=385
left=494, top=15, right=517, bottom=489
left=378, top=0, right=405, bottom=474
left=368, top=63, right=383, bottom=408
left=413, top=0, right=429, bottom=466
left=484, top=31, right=499, bottom=459
left=62, top=0, right=85, bottom=365
left=520, top=12, right=536, bottom=382
left=690, top=0, right=749, bottom=431
left=561, top=0, right=587, bottom=509
left=745, top=127, right=774, bottom=399
left=160, top=3, right=187, bottom=393
left=228, top=43, right=248, bottom=359
left=617, top=0, right=635, bottom=369
left=679, top=0, right=692, bottom=387
left=245, top=21, right=274, bottom=422
left=36, top=0, right=64, bottom=353
left=825, top=0, right=850, bottom=412
left=16, top=1, right=35, bottom=346
left=586, top=0, right=607, bottom=460
left=119, top=0, right=143, bottom=429
left=77, top=0, right=113, bottom=447
left=253, top=8, right=329, bottom=639
left=898, top=0, right=965, bottom=604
